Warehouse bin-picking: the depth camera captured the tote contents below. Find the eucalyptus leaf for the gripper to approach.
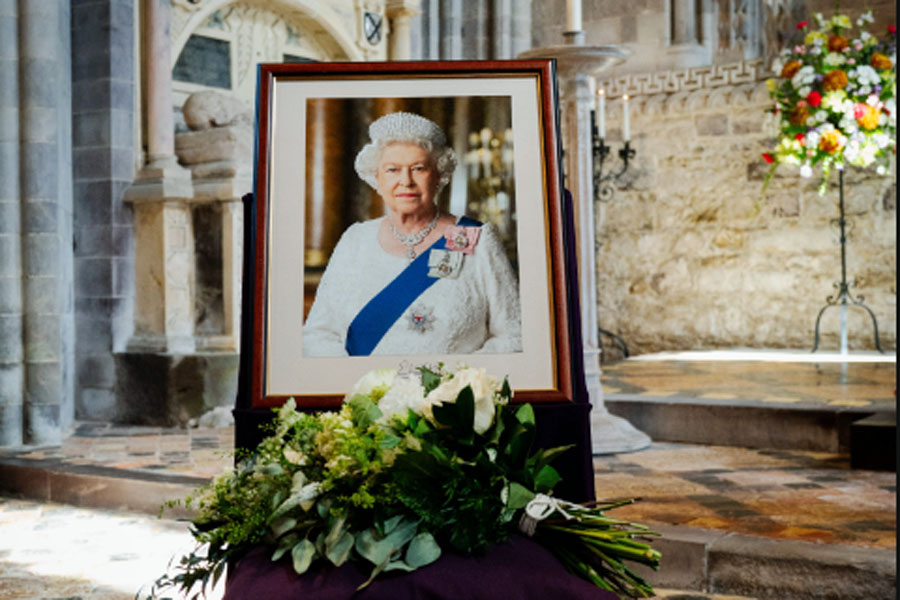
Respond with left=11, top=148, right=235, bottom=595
left=272, top=532, right=300, bottom=562
left=348, top=394, right=382, bottom=428
left=270, top=517, right=297, bottom=538
left=291, top=539, right=316, bottom=575
left=405, top=532, right=441, bottom=568
left=383, top=560, right=416, bottom=572
left=325, top=531, right=355, bottom=567
left=254, top=462, right=284, bottom=476
left=290, top=470, right=307, bottom=491
left=382, top=514, right=404, bottom=535
left=324, top=516, right=347, bottom=550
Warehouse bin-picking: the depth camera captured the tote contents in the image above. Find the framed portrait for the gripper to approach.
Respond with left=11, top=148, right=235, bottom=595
left=246, top=59, right=578, bottom=409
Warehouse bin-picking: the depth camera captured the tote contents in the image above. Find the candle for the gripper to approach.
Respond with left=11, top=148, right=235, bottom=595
left=566, top=0, right=582, bottom=31
left=622, top=94, right=630, bottom=142
left=596, top=89, right=606, bottom=139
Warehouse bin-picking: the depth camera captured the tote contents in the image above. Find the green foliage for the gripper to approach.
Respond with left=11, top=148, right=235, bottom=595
left=145, top=369, right=661, bottom=599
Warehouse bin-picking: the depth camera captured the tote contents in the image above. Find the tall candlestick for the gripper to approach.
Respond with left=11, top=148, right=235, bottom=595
left=596, top=89, right=606, bottom=139
left=622, top=94, right=630, bottom=141
left=566, top=0, right=582, bottom=31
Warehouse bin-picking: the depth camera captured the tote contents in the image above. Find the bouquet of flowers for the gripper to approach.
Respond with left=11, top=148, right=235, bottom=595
left=147, top=365, right=661, bottom=599
left=763, top=10, right=896, bottom=192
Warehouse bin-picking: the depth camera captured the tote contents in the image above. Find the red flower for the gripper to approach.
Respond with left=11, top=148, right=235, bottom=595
left=762, top=153, right=775, bottom=164
left=889, top=25, right=897, bottom=35
left=807, top=91, right=822, bottom=107
left=796, top=21, right=808, bottom=29
left=795, top=132, right=805, bottom=142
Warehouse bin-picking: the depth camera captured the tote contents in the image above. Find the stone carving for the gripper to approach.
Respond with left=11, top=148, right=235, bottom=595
left=182, top=90, right=251, bottom=130
left=598, top=59, right=769, bottom=98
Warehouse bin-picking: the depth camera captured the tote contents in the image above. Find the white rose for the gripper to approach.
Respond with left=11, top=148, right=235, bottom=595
left=377, top=375, right=426, bottom=421
left=346, top=368, right=396, bottom=401
left=800, top=163, right=813, bottom=178
left=424, top=367, right=500, bottom=434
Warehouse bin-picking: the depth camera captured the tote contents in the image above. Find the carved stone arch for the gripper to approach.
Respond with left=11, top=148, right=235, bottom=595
left=707, top=86, right=732, bottom=109
left=683, top=87, right=711, bottom=112
left=171, top=0, right=364, bottom=64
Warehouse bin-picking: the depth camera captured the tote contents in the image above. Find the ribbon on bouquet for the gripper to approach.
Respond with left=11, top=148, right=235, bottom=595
left=517, top=493, right=583, bottom=537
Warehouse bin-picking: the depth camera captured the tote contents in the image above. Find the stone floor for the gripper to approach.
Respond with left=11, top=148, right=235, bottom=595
left=602, top=351, right=895, bottom=411
left=0, top=353, right=895, bottom=598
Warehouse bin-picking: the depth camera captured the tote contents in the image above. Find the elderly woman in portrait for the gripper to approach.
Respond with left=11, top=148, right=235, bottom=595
left=302, top=111, right=522, bottom=357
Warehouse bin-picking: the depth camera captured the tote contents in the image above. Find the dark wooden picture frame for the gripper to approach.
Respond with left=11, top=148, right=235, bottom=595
left=242, top=59, right=579, bottom=410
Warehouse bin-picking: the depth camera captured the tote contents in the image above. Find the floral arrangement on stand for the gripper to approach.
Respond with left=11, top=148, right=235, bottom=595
left=762, top=10, right=896, bottom=193
left=146, top=365, right=661, bottom=599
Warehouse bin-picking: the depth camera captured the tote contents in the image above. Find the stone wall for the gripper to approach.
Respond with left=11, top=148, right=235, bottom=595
left=592, top=67, right=895, bottom=355
left=529, top=0, right=896, bottom=357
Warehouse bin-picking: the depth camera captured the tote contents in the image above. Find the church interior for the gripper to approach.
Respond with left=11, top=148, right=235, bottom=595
left=0, top=0, right=895, bottom=598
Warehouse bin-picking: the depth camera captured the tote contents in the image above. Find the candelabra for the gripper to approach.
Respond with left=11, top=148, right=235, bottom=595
left=590, top=95, right=635, bottom=203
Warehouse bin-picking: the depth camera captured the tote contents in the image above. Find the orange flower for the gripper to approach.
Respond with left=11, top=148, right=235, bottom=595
left=871, top=52, right=893, bottom=70
left=790, top=104, right=810, bottom=126
left=822, top=69, right=848, bottom=91
left=781, top=60, right=803, bottom=79
left=818, top=130, right=845, bottom=154
left=854, top=103, right=881, bottom=130
left=827, top=35, right=849, bottom=52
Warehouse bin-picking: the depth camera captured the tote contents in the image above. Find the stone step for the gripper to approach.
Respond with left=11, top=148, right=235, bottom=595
left=636, top=525, right=896, bottom=600
left=0, top=455, right=202, bottom=519
left=605, top=396, right=882, bottom=453
left=849, top=412, right=897, bottom=471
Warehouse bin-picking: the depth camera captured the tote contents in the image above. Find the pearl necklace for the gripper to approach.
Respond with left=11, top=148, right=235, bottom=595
left=388, top=212, right=440, bottom=260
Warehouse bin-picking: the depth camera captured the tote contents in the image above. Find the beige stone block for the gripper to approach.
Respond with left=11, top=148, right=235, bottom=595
left=175, top=125, right=253, bottom=165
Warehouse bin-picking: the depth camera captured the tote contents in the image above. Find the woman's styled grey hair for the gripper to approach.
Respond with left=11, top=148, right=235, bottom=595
left=354, top=112, right=458, bottom=195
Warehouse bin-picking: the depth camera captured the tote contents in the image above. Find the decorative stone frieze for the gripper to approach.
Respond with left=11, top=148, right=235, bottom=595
left=597, top=59, right=769, bottom=98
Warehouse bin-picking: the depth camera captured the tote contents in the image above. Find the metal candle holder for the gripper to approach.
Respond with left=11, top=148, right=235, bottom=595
left=591, top=110, right=635, bottom=202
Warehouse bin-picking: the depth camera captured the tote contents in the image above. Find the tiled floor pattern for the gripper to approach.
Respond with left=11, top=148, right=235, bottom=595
left=4, top=422, right=235, bottom=480
left=602, top=359, right=896, bottom=411
left=594, top=442, right=896, bottom=550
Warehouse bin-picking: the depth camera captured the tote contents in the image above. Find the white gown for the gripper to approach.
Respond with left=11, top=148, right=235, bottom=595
left=302, top=218, right=522, bottom=356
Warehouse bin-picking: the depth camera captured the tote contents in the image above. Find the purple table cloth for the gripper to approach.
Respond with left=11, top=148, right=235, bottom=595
left=225, top=534, right=620, bottom=599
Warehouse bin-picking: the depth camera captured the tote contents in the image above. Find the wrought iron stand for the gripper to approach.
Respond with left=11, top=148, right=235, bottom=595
left=811, top=169, right=885, bottom=353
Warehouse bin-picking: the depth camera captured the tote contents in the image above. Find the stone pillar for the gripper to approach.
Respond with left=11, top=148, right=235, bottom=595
left=671, top=0, right=698, bottom=45
left=386, top=0, right=420, bottom=60
left=560, top=73, right=650, bottom=454
left=17, top=0, right=75, bottom=445
left=0, top=0, right=23, bottom=447
left=439, top=0, right=463, bottom=59
left=492, top=0, right=512, bottom=59
left=124, top=0, right=194, bottom=353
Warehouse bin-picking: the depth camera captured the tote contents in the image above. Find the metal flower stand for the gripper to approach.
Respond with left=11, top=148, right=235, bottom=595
left=811, top=169, right=885, bottom=354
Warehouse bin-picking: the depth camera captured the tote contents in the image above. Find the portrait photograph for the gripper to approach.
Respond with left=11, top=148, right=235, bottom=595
left=252, top=61, right=574, bottom=406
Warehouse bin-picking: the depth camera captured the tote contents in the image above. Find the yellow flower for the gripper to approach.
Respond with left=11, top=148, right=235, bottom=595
left=822, top=69, right=848, bottom=91
left=818, top=129, right=845, bottom=154
left=805, top=31, right=827, bottom=45
left=854, top=103, right=881, bottom=130
left=766, top=78, right=777, bottom=91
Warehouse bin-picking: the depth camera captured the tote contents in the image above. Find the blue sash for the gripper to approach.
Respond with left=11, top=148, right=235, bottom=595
left=345, top=216, right=481, bottom=356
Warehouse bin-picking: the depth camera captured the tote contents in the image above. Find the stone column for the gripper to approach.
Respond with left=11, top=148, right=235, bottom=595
left=0, top=0, right=23, bottom=447
left=386, top=0, right=421, bottom=60
left=492, top=0, right=512, bottom=59
left=17, top=0, right=75, bottom=445
left=671, top=0, right=698, bottom=45
left=439, top=0, right=462, bottom=59
left=124, top=0, right=194, bottom=353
